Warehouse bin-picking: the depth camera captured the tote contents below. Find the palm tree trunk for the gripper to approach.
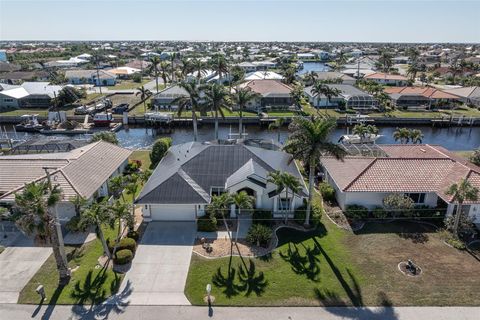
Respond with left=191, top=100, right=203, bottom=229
left=214, top=109, right=219, bottom=140
left=453, top=202, right=463, bottom=236
left=285, top=188, right=289, bottom=224
left=222, top=212, right=232, bottom=245
left=49, top=223, right=70, bottom=284
left=239, top=109, right=243, bottom=138
left=305, top=162, right=315, bottom=227
left=235, top=207, right=240, bottom=244
left=155, top=70, right=159, bottom=93
left=192, top=113, right=198, bottom=142
left=96, top=220, right=111, bottom=259
left=112, top=218, right=123, bottom=257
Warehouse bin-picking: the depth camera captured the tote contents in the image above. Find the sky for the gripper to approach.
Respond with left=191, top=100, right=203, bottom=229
left=0, top=0, right=479, bottom=43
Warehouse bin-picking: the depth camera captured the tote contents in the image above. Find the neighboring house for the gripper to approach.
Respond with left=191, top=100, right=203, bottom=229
left=236, top=79, right=293, bottom=111
left=236, top=60, right=277, bottom=73
left=322, top=144, right=480, bottom=226
left=364, top=72, right=409, bottom=86
left=384, top=87, right=461, bottom=110
left=151, top=84, right=189, bottom=110
left=0, top=71, right=50, bottom=85
left=0, top=81, right=63, bottom=110
left=443, top=86, right=480, bottom=107
left=107, top=67, right=141, bottom=79
left=0, top=61, right=21, bottom=73
left=304, top=84, right=378, bottom=110
left=297, top=53, right=317, bottom=61
left=136, top=140, right=308, bottom=221
left=44, top=57, right=89, bottom=68
left=0, top=141, right=131, bottom=221
left=65, top=69, right=117, bottom=86
left=300, top=71, right=356, bottom=85
left=244, top=71, right=284, bottom=81
left=125, top=59, right=152, bottom=70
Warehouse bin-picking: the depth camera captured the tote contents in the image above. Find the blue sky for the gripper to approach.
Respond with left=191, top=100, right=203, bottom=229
left=0, top=0, right=479, bottom=42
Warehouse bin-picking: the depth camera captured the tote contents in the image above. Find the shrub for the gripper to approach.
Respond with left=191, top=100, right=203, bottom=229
left=127, top=230, right=140, bottom=242
left=197, top=215, right=218, bottom=232
left=150, top=137, right=172, bottom=169
left=382, top=193, right=414, bottom=217
left=294, top=199, right=322, bottom=226
left=246, top=224, right=272, bottom=247
left=65, top=216, right=85, bottom=232
left=90, top=132, right=118, bottom=145
left=114, top=249, right=133, bottom=265
left=108, top=237, right=137, bottom=254
left=439, top=230, right=466, bottom=250
left=319, top=182, right=335, bottom=203
left=132, top=73, right=142, bottom=83
left=124, top=160, right=141, bottom=174
left=470, top=149, right=480, bottom=166
left=252, top=210, right=273, bottom=226
left=372, top=207, right=388, bottom=219
left=345, top=205, right=369, bottom=220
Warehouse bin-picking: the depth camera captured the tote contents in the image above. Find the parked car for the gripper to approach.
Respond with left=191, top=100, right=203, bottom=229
left=112, top=103, right=130, bottom=114
left=74, top=105, right=95, bottom=115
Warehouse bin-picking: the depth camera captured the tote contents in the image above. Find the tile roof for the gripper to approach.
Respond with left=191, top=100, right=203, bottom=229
left=238, top=80, right=292, bottom=97
left=384, top=87, right=459, bottom=99
left=364, top=72, right=408, bottom=81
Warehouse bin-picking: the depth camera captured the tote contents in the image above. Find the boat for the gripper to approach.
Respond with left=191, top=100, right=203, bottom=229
left=338, top=134, right=382, bottom=144
left=93, top=113, right=113, bottom=126
left=144, top=112, right=173, bottom=124
left=14, top=114, right=44, bottom=132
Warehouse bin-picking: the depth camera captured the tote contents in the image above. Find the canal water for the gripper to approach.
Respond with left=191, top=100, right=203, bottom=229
left=297, top=61, right=331, bottom=75
left=4, top=124, right=479, bottom=151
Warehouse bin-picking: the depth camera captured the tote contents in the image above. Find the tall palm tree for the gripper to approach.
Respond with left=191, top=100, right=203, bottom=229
left=284, top=116, right=346, bottom=226
left=172, top=81, right=203, bottom=141
left=14, top=182, right=70, bottom=284
left=393, top=127, right=411, bottom=144
left=148, top=56, right=162, bottom=93
left=108, top=175, right=127, bottom=202
left=282, top=66, right=297, bottom=85
left=79, top=200, right=112, bottom=259
left=311, top=82, right=341, bottom=111
left=231, top=87, right=259, bottom=137
left=180, top=57, right=192, bottom=80
left=303, top=71, right=318, bottom=86
left=204, top=83, right=231, bottom=140
left=190, top=58, right=208, bottom=83
left=110, top=199, right=133, bottom=256
left=446, top=179, right=479, bottom=236
left=232, top=191, right=255, bottom=243
left=136, top=86, right=152, bottom=113
left=410, top=129, right=424, bottom=144
left=268, top=117, right=285, bottom=143
left=159, top=61, right=170, bottom=85
left=378, top=50, right=393, bottom=74
left=210, top=54, right=229, bottom=83
left=268, top=171, right=286, bottom=220
left=406, top=63, right=419, bottom=82
left=283, top=172, right=302, bottom=223
left=291, top=83, right=305, bottom=110
left=210, top=193, right=234, bottom=242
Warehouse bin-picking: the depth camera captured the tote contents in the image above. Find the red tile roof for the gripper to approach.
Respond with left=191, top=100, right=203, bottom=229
left=364, top=72, right=408, bottom=81
left=383, top=87, right=459, bottom=99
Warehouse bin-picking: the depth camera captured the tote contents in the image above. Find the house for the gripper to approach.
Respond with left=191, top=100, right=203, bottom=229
left=107, top=67, right=141, bottom=79
left=244, top=71, right=284, bottom=81
left=442, top=86, right=480, bottom=107
left=44, top=57, right=89, bottom=68
left=0, top=82, right=63, bottom=110
left=384, top=87, right=461, bottom=110
left=151, top=84, right=189, bottom=110
left=0, top=71, right=50, bottom=85
left=65, top=69, right=117, bottom=86
left=135, top=140, right=308, bottom=221
left=300, top=72, right=356, bottom=85
left=236, top=80, right=293, bottom=111
left=304, top=84, right=378, bottom=110
left=0, top=141, right=131, bottom=221
left=321, top=144, right=480, bottom=226
left=364, top=72, right=409, bottom=86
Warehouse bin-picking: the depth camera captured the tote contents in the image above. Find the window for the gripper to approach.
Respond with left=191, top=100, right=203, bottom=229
left=278, top=198, right=290, bottom=211
left=3, top=98, right=13, bottom=103
left=405, top=193, right=426, bottom=204
left=210, top=187, right=225, bottom=196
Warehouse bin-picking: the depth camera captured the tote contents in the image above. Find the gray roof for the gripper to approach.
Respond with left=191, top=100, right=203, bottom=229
left=136, top=141, right=307, bottom=204
left=65, top=69, right=116, bottom=79
left=305, top=84, right=371, bottom=99
left=301, top=71, right=355, bottom=82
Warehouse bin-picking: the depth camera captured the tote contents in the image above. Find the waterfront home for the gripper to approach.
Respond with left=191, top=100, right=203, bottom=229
left=364, top=72, right=409, bottom=86
left=443, top=86, right=480, bottom=107
left=384, top=87, right=461, bottom=110
left=151, top=84, right=189, bottom=110
left=136, top=140, right=308, bottom=221
left=0, top=141, right=131, bottom=221
left=236, top=60, right=277, bottom=73
left=244, top=71, right=284, bottom=81
left=107, top=67, right=141, bottom=79
left=0, top=82, right=63, bottom=110
left=65, top=69, right=117, bottom=86
left=304, top=84, right=378, bottom=110
left=321, top=144, right=480, bottom=226
left=0, top=71, right=50, bottom=85
left=299, top=72, right=356, bottom=85
left=236, top=79, right=293, bottom=111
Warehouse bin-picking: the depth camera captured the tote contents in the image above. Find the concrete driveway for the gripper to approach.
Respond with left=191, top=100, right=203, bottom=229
left=0, top=234, right=51, bottom=303
left=119, top=222, right=196, bottom=305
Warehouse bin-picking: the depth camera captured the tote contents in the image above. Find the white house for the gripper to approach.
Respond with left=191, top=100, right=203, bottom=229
left=304, top=84, right=378, bottom=110
left=321, top=144, right=480, bottom=226
left=244, top=71, right=284, bottom=81
left=65, top=69, right=117, bottom=86
left=136, top=140, right=308, bottom=221
left=364, top=72, right=409, bottom=86
left=0, top=141, right=131, bottom=221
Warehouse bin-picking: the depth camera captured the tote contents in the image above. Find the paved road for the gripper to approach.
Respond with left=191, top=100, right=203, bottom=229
left=118, top=222, right=196, bottom=305
left=2, top=304, right=480, bottom=320
left=0, top=234, right=51, bottom=304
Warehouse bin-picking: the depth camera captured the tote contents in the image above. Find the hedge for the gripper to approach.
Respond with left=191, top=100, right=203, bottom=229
left=252, top=210, right=273, bottom=226
left=197, top=215, right=218, bottom=232
left=108, top=237, right=137, bottom=254
left=246, top=224, right=272, bottom=247
left=114, top=249, right=134, bottom=265
left=345, top=205, right=369, bottom=219
left=318, top=182, right=335, bottom=203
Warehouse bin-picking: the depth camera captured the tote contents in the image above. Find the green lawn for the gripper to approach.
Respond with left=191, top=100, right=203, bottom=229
left=18, top=226, right=123, bottom=305
left=130, top=150, right=151, bottom=171
left=185, top=215, right=363, bottom=306
left=0, top=108, right=49, bottom=117
left=266, top=111, right=296, bottom=117
left=113, top=79, right=149, bottom=90
left=79, top=93, right=105, bottom=105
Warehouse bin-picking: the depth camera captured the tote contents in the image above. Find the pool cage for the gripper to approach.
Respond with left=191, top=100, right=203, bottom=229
left=345, top=95, right=378, bottom=110
left=340, top=143, right=387, bottom=157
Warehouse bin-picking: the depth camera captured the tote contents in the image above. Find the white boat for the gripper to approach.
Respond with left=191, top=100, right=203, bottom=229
left=144, top=112, right=173, bottom=123
left=339, top=134, right=382, bottom=144
left=14, top=114, right=44, bottom=132
left=93, top=113, right=113, bottom=126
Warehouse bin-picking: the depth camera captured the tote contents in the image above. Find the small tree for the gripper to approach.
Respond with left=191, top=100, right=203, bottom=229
left=382, top=193, right=414, bottom=218
left=470, top=149, right=480, bottom=166
left=232, top=191, right=255, bottom=243
left=446, top=179, right=479, bottom=236
left=78, top=200, right=112, bottom=259
left=69, top=195, right=88, bottom=217
left=90, top=132, right=118, bottom=145
left=149, top=137, right=172, bottom=169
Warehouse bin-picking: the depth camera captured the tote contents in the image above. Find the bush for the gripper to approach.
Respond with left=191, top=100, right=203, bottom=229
left=132, top=73, right=142, bottom=83
left=345, top=205, right=369, bottom=220
left=90, top=132, right=118, bottom=145
left=439, top=230, right=466, bottom=250
left=150, top=137, right=172, bottom=169
left=372, top=207, right=388, bottom=219
left=127, top=230, right=140, bottom=242
left=246, top=224, right=272, bottom=247
left=114, top=249, right=133, bottom=265
left=319, top=182, right=335, bottom=203
left=124, top=160, right=141, bottom=174
left=65, top=216, right=85, bottom=232
left=470, top=149, right=480, bottom=166
left=108, top=237, right=137, bottom=254
left=252, top=210, right=273, bottom=226
left=197, top=215, right=218, bottom=232
left=294, top=199, right=322, bottom=226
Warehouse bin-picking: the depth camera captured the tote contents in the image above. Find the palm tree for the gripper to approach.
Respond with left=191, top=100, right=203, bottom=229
left=169, top=53, right=178, bottom=83
left=179, top=57, right=192, bottom=80
left=282, top=66, right=297, bottom=85
left=410, top=129, right=424, bottom=144
left=148, top=56, right=161, bottom=93
left=78, top=200, right=112, bottom=259
left=108, top=175, right=127, bottom=202
left=190, top=58, right=208, bottom=83
left=335, top=51, right=347, bottom=71
left=125, top=174, right=141, bottom=230
left=449, top=58, right=462, bottom=85
left=291, top=83, right=305, bottom=110
left=393, top=127, right=411, bottom=144
left=232, top=191, right=255, bottom=243
left=210, top=54, right=229, bottom=83
left=406, top=63, right=419, bottom=82
left=284, top=116, right=346, bottom=226
left=378, top=50, right=393, bottom=74
left=110, top=199, right=133, bottom=256
left=69, top=195, right=87, bottom=217
left=172, top=81, right=203, bottom=141
left=136, top=86, right=152, bottom=113
left=311, top=82, right=341, bottom=111
left=446, top=179, right=479, bottom=236
left=210, top=193, right=234, bottom=242
left=14, top=182, right=70, bottom=284
left=303, top=71, right=318, bottom=86
left=352, top=124, right=379, bottom=140
left=283, top=172, right=302, bottom=223
left=268, top=117, right=285, bottom=143
left=159, top=61, right=170, bottom=85
left=204, top=83, right=231, bottom=140
left=231, top=87, right=259, bottom=137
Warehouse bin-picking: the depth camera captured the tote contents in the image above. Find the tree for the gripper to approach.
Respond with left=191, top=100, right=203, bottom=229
left=172, top=81, right=203, bottom=141
left=284, top=116, right=346, bottom=226
left=190, top=58, right=208, bottom=83
left=334, top=51, right=347, bottom=71
left=150, top=137, right=172, bottom=169
left=109, top=200, right=133, bottom=257
left=311, top=81, right=341, bottom=111
left=14, top=182, right=70, bottom=284
left=231, top=87, right=259, bottom=137
left=210, top=54, right=229, bottom=83
left=232, top=191, right=255, bottom=243
left=204, top=83, right=231, bottom=140
left=409, top=129, right=424, bottom=144
left=78, top=200, right=112, bottom=259
left=282, top=66, right=297, bottom=85
left=283, top=172, right=302, bottom=223
left=378, top=50, right=393, bottom=73
left=382, top=193, right=415, bottom=217
left=69, top=195, right=88, bottom=217
left=147, top=56, right=161, bottom=93
left=209, top=193, right=234, bottom=242
left=406, top=63, right=419, bottom=82
left=158, top=61, right=170, bottom=85
left=445, top=179, right=479, bottom=236
left=108, top=175, right=127, bottom=202
left=393, top=127, right=411, bottom=144
left=90, top=132, right=118, bottom=145
left=303, top=71, right=318, bottom=86
left=268, top=117, right=285, bottom=143
left=136, top=86, right=152, bottom=113
left=290, top=83, right=305, bottom=109
left=470, top=149, right=480, bottom=166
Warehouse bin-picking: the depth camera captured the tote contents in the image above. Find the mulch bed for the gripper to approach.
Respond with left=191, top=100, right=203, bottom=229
left=193, top=239, right=270, bottom=258
left=398, top=261, right=423, bottom=277
left=324, top=202, right=364, bottom=232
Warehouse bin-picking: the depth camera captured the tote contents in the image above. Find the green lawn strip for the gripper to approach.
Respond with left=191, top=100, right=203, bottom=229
left=453, top=150, right=474, bottom=160
left=185, top=212, right=364, bottom=306
left=0, top=108, right=49, bottom=117
left=18, top=226, right=122, bottom=305
left=112, top=79, right=149, bottom=90
left=130, top=150, right=151, bottom=171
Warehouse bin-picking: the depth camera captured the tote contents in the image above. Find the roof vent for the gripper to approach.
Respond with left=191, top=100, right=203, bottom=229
left=420, top=148, right=426, bottom=153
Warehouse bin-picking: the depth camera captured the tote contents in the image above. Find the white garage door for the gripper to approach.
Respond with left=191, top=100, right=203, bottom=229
left=150, top=204, right=196, bottom=221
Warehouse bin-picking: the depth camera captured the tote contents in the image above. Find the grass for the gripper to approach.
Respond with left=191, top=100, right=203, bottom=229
left=0, top=108, right=49, bottom=117
left=18, top=226, right=123, bottom=305
left=453, top=150, right=474, bottom=160
left=0, top=245, right=4, bottom=254
left=79, top=93, right=105, bottom=105
left=112, top=79, right=149, bottom=90
left=130, top=150, right=151, bottom=171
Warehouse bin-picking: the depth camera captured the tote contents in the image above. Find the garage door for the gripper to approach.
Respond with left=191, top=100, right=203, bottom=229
left=150, top=204, right=196, bottom=221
